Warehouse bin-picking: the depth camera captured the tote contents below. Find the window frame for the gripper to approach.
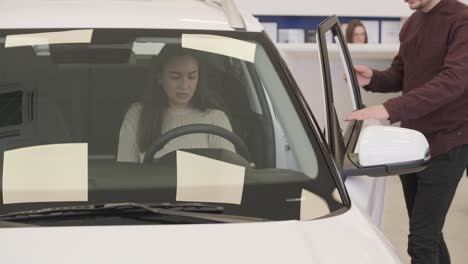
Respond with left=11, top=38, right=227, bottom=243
left=317, top=15, right=364, bottom=169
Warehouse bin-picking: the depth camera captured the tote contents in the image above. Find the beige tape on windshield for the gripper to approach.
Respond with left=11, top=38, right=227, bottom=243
left=182, top=34, right=256, bottom=63
left=300, top=189, right=330, bottom=220
left=5, top=29, right=93, bottom=48
left=2, top=143, right=88, bottom=204
left=176, top=151, right=245, bottom=205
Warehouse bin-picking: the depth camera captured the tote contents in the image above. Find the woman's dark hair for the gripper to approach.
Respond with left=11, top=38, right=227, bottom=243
left=345, top=19, right=368, bottom=43
left=137, top=44, right=221, bottom=151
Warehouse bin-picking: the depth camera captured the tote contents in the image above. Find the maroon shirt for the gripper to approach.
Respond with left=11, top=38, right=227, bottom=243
left=366, top=0, right=468, bottom=157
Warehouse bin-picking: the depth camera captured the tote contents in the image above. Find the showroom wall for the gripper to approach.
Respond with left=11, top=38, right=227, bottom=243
left=236, top=0, right=468, bottom=17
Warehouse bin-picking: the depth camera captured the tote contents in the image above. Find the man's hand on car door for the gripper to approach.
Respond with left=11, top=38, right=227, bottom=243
left=345, top=105, right=389, bottom=121
left=354, top=65, right=373, bottom=87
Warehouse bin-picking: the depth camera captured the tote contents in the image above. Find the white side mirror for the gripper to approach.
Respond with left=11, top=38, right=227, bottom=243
left=359, top=126, right=430, bottom=166
left=343, top=126, right=430, bottom=177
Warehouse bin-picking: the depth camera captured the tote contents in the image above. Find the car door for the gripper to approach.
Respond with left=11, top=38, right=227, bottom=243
left=317, top=15, right=387, bottom=229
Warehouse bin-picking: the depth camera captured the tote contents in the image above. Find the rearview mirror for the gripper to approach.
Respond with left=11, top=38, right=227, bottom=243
left=343, top=126, right=430, bottom=177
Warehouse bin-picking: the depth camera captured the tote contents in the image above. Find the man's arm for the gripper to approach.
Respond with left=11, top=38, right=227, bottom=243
left=383, top=16, right=468, bottom=123
left=347, top=17, right=468, bottom=123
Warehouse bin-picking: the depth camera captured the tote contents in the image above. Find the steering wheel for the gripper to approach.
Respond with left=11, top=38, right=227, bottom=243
left=143, top=124, right=251, bottom=163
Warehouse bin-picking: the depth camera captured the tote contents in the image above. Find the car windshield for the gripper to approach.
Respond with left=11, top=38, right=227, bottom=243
left=0, top=29, right=345, bottom=226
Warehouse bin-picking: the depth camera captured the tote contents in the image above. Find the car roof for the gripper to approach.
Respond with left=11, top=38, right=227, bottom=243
left=0, top=0, right=263, bottom=32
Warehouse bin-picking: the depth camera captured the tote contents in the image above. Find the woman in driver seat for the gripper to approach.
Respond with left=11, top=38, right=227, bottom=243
left=117, top=45, right=235, bottom=163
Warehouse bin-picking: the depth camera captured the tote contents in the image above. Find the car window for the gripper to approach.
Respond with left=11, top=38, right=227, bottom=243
left=322, top=36, right=356, bottom=138
left=0, top=29, right=345, bottom=226
left=317, top=16, right=364, bottom=160
left=0, top=89, right=23, bottom=127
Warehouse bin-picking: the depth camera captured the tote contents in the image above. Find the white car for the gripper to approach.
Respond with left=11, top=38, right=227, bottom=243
left=0, top=1, right=430, bottom=263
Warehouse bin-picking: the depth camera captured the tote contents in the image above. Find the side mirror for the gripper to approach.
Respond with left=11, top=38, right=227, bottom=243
left=344, top=126, right=430, bottom=177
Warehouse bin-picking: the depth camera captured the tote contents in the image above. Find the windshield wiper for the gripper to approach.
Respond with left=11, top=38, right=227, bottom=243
left=0, top=202, right=267, bottom=223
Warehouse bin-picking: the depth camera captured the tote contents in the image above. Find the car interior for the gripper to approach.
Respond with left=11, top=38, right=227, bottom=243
left=0, top=42, right=276, bottom=168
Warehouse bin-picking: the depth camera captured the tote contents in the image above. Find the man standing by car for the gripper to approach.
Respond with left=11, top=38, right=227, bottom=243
left=345, top=0, right=468, bottom=263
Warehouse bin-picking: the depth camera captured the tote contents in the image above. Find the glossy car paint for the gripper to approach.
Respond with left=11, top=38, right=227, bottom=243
left=0, top=206, right=400, bottom=264
left=358, top=126, right=429, bottom=166
left=0, top=0, right=263, bottom=31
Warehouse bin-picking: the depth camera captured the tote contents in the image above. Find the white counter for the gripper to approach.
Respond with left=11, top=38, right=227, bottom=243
left=277, top=43, right=400, bottom=60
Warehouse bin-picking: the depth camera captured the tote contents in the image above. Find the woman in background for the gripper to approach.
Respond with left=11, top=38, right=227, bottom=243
left=345, top=20, right=368, bottom=44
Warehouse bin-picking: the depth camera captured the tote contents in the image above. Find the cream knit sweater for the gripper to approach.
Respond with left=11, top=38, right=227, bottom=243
left=117, top=103, right=235, bottom=162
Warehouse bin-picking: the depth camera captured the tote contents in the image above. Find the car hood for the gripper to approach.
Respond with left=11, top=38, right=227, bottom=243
left=0, top=206, right=401, bottom=264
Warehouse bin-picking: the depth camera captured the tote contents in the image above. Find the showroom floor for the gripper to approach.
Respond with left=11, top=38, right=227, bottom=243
left=384, top=171, right=468, bottom=263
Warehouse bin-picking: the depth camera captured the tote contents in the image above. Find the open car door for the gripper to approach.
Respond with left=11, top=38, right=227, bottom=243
left=317, top=15, right=429, bottom=177
left=316, top=15, right=364, bottom=170
left=317, top=15, right=388, bottom=229
left=316, top=16, right=430, bottom=229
